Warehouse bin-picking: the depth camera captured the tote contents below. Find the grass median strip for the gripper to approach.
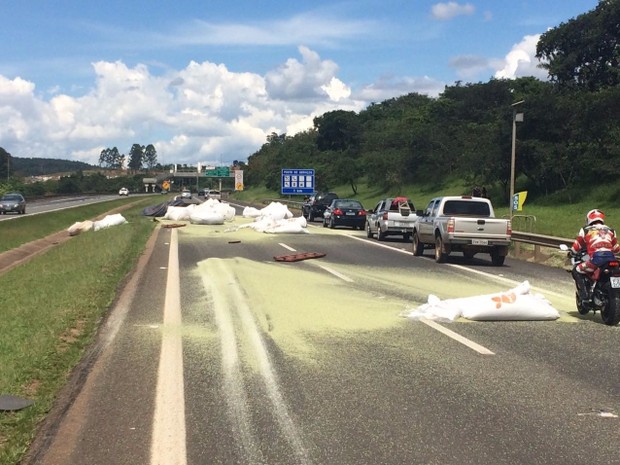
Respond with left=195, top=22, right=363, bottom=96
left=0, top=197, right=156, bottom=254
left=0, top=198, right=158, bottom=465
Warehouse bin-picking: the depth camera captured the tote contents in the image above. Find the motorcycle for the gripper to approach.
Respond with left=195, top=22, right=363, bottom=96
left=560, top=244, right=620, bottom=326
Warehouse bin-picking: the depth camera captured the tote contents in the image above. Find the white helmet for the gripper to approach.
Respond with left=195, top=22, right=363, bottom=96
left=586, top=209, right=605, bottom=226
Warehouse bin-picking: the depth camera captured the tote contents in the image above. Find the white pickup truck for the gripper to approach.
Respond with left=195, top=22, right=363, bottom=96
left=412, top=195, right=512, bottom=265
left=366, top=197, right=417, bottom=241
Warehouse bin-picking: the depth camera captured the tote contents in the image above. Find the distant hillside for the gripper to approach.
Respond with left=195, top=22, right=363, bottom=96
left=11, top=157, right=98, bottom=177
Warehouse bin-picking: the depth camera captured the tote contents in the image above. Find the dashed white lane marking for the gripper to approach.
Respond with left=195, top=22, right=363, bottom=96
left=421, top=318, right=495, bottom=354
left=279, top=239, right=493, bottom=354
left=314, top=263, right=355, bottom=282
left=278, top=242, right=297, bottom=252
left=151, top=228, right=187, bottom=465
left=278, top=243, right=354, bottom=283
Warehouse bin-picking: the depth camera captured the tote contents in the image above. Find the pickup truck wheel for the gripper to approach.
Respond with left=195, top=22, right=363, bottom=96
left=490, top=253, right=506, bottom=266
left=434, top=236, right=448, bottom=263
left=366, top=222, right=373, bottom=238
left=412, top=232, right=424, bottom=256
left=377, top=228, right=387, bottom=241
left=329, top=217, right=335, bottom=229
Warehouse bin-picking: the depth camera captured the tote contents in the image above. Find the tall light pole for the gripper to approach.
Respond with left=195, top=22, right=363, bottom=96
left=510, top=100, right=524, bottom=217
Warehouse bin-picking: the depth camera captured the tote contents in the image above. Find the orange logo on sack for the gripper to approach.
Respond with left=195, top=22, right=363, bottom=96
left=491, top=292, right=517, bottom=309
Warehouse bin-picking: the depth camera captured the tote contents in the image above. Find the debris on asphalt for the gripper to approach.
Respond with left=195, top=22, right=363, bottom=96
left=274, top=252, right=326, bottom=262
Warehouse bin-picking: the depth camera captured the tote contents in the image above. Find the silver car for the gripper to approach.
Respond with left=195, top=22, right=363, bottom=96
left=0, top=192, right=26, bottom=215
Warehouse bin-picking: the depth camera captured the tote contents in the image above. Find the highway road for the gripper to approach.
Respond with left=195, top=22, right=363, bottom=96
left=26, top=204, right=620, bottom=465
left=0, top=194, right=141, bottom=221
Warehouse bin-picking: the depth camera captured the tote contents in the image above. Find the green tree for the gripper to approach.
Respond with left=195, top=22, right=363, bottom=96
left=0, top=147, right=11, bottom=180
left=128, top=144, right=144, bottom=172
left=536, top=0, right=620, bottom=90
left=99, top=147, right=124, bottom=169
left=56, top=174, right=80, bottom=194
left=144, top=144, right=157, bottom=170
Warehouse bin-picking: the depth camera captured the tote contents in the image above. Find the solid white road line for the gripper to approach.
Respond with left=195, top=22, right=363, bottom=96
left=151, top=228, right=188, bottom=465
left=421, top=318, right=495, bottom=355
left=347, top=234, right=569, bottom=298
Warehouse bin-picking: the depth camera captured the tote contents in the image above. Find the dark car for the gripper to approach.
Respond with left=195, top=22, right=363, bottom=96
left=322, top=199, right=366, bottom=230
left=302, top=192, right=338, bottom=221
left=0, top=192, right=26, bottom=215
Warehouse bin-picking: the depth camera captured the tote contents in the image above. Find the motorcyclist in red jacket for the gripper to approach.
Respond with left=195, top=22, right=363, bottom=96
left=570, top=209, right=620, bottom=303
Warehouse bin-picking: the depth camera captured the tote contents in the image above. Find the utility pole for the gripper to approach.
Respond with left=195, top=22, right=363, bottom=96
left=510, top=100, right=525, bottom=219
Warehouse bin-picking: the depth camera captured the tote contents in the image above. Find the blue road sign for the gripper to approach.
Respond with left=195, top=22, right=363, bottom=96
left=281, top=169, right=315, bottom=195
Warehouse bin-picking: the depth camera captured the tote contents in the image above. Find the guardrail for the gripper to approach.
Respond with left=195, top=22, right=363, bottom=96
left=510, top=231, right=573, bottom=262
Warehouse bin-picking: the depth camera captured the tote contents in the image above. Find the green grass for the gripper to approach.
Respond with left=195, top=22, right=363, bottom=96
left=0, top=197, right=158, bottom=465
left=0, top=196, right=161, bottom=253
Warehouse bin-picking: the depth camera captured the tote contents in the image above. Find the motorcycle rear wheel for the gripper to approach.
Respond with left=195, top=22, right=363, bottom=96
left=601, top=291, right=620, bottom=326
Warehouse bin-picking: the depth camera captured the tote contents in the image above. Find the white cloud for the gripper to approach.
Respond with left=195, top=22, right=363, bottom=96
left=493, top=34, right=548, bottom=80
left=356, top=75, right=445, bottom=100
left=431, top=2, right=475, bottom=21
left=0, top=47, right=368, bottom=167
left=265, top=46, right=349, bottom=101
left=137, top=13, right=377, bottom=49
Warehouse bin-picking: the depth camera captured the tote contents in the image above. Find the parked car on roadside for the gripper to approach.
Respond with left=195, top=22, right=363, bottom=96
left=302, top=192, right=338, bottom=221
left=322, top=199, right=367, bottom=230
left=0, top=192, right=26, bottom=214
left=118, top=187, right=129, bottom=196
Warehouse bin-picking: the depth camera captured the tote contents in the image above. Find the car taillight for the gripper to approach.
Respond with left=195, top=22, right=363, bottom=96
left=359, top=210, right=367, bottom=216
left=333, top=208, right=343, bottom=215
left=609, top=261, right=619, bottom=267
left=507, top=220, right=512, bottom=235
left=447, top=218, right=455, bottom=233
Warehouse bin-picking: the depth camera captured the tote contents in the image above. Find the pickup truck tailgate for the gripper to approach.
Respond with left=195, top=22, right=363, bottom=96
left=451, top=217, right=510, bottom=241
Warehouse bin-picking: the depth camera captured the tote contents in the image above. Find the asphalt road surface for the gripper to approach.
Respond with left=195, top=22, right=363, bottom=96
left=25, top=207, right=620, bottom=465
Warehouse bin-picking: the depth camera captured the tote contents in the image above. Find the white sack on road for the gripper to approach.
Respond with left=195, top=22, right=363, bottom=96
left=93, top=213, right=128, bottom=231
left=406, top=281, right=560, bottom=321
left=67, top=220, right=94, bottom=236
left=190, top=199, right=236, bottom=225
left=264, top=217, right=309, bottom=234
left=164, top=204, right=196, bottom=221
left=242, top=206, right=262, bottom=218
left=237, top=202, right=307, bottom=234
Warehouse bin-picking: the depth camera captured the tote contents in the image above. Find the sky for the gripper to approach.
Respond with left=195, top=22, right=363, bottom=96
left=0, top=0, right=600, bottom=169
